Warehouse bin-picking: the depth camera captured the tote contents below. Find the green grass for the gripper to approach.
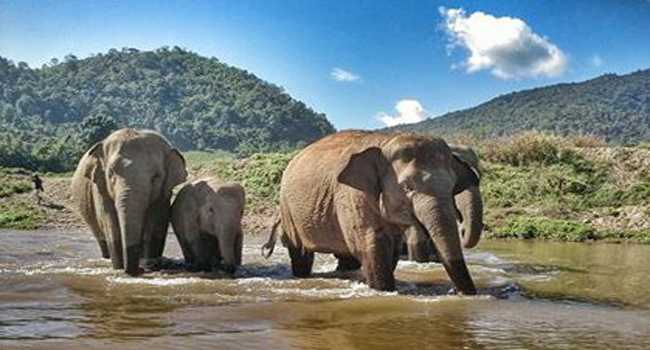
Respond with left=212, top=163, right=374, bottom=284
left=0, top=179, right=32, bottom=198
left=490, top=217, right=597, bottom=242
left=184, top=150, right=296, bottom=211
left=0, top=204, right=44, bottom=230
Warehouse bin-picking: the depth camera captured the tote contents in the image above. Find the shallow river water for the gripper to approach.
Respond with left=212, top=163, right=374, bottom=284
left=1, top=229, right=650, bottom=349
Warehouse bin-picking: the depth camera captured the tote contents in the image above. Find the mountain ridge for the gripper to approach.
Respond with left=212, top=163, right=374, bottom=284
left=0, top=47, right=335, bottom=171
left=389, top=69, right=650, bottom=143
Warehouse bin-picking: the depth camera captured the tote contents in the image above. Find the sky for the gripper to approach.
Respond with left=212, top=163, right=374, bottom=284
left=1, top=0, right=650, bottom=130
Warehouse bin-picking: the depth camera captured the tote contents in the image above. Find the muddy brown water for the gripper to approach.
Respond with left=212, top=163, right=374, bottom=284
left=1, top=229, right=650, bottom=349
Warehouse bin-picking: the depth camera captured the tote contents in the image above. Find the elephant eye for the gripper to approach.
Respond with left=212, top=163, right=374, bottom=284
left=400, top=180, right=415, bottom=193
left=397, top=148, right=415, bottom=162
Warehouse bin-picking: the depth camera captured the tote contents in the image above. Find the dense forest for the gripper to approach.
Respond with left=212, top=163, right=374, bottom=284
left=391, top=69, right=650, bottom=143
left=0, top=47, right=334, bottom=172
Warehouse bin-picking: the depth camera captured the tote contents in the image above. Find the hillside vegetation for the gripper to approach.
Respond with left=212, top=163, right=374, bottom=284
left=392, top=69, right=650, bottom=143
left=0, top=47, right=334, bottom=172
left=2, top=132, right=648, bottom=243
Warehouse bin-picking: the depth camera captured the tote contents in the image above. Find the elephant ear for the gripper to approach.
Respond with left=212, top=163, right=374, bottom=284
left=83, top=142, right=105, bottom=184
left=451, top=146, right=481, bottom=190
left=164, top=148, right=188, bottom=192
left=337, top=147, right=388, bottom=197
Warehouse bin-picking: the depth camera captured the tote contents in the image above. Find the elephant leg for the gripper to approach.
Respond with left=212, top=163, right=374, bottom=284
left=392, top=239, right=401, bottom=272
left=87, top=223, right=110, bottom=259
left=287, top=242, right=314, bottom=278
left=360, top=228, right=396, bottom=291
left=97, top=238, right=110, bottom=259
left=143, top=198, right=170, bottom=260
left=175, top=230, right=196, bottom=267
left=335, top=254, right=361, bottom=272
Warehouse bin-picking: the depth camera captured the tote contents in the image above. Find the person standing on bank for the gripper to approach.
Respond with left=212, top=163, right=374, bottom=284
left=31, top=173, right=44, bottom=205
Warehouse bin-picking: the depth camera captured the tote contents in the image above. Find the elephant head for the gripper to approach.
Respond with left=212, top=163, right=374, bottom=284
left=338, top=134, right=476, bottom=295
left=83, top=129, right=186, bottom=275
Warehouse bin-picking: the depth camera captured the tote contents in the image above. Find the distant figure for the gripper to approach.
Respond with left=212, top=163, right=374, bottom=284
left=31, top=174, right=44, bottom=205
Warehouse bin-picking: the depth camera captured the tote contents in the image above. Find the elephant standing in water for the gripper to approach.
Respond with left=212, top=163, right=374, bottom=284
left=71, top=129, right=187, bottom=276
left=404, top=145, right=483, bottom=263
left=171, top=179, right=245, bottom=274
left=263, top=131, right=476, bottom=293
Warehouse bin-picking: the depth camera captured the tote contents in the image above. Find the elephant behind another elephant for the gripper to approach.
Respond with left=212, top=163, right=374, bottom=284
left=171, top=178, right=245, bottom=274
left=404, top=145, right=483, bottom=262
left=71, top=128, right=187, bottom=276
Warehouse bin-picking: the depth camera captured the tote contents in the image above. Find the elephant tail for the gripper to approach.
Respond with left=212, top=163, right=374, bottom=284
left=261, top=218, right=281, bottom=259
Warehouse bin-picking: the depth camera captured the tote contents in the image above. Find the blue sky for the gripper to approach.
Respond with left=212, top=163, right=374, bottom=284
left=1, top=0, right=649, bottom=130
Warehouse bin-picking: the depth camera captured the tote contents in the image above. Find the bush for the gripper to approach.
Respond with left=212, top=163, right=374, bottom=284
left=481, top=131, right=573, bottom=166
left=491, top=216, right=597, bottom=242
left=0, top=205, right=44, bottom=230
left=566, top=134, right=606, bottom=148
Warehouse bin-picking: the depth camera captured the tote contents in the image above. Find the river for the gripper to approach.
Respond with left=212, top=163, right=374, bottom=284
left=1, top=229, right=649, bottom=349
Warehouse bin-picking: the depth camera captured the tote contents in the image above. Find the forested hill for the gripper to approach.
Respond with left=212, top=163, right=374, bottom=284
left=390, top=69, right=650, bottom=143
left=0, top=47, right=334, bottom=171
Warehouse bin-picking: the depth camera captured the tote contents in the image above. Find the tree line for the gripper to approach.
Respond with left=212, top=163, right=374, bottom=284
left=0, top=47, right=335, bottom=172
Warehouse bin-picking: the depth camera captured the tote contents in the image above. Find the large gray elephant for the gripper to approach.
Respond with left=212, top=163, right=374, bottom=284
left=404, top=145, right=483, bottom=262
left=171, top=178, right=245, bottom=274
left=263, top=131, right=476, bottom=293
left=71, top=129, right=187, bottom=276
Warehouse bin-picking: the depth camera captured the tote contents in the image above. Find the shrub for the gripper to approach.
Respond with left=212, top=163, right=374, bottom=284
left=0, top=205, right=44, bottom=230
left=566, top=134, right=606, bottom=148
left=481, top=131, right=573, bottom=166
left=491, top=216, right=597, bottom=242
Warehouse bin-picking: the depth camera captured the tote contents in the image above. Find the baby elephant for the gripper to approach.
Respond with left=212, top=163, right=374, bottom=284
left=171, top=178, right=245, bottom=274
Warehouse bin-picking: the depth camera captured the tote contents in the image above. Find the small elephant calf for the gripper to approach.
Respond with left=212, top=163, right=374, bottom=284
left=171, top=178, right=245, bottom=274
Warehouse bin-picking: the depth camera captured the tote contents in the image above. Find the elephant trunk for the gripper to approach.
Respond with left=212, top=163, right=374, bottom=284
left=116, top=188, right=149, bottom=276
left=218, top=224, right=243, bottom=275
left=413, top=192, right=476, bottom=295
left=456, top=186, right=483, bottom=249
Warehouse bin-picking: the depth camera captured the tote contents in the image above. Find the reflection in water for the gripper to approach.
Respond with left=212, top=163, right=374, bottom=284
left=1, top=230, right=650, bottom=349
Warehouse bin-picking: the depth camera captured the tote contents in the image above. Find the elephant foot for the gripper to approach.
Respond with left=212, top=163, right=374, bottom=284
left=365, top=274, right=396, bottom=291
left=126, top=267, right=145, bottom=277
left=98, top=241, right=110, bottom=259
left=288, top=245, right=314, bottom=278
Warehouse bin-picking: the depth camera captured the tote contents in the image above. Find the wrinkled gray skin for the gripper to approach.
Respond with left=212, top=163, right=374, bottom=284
left=404, top=145, right=483, bottom=263
left=263, top=131, right=476, bottom=294
left=171, top=179, right=245, bottom=274
left=71, top=129, right=187, bottom=276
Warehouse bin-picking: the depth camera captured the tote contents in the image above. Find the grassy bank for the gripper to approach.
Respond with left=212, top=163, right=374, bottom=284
left=1, top=132, right=649, bottom=243
left=478, top=132, right=650, bottom=243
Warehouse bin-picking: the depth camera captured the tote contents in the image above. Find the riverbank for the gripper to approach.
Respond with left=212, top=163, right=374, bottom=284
left=1, top=132, right=648, bottom=242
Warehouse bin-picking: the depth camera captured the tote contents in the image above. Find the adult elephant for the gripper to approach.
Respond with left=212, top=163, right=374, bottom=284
left=171, top=179, right=245, bottom=274
left=71, top=128, right=187, bottom=276
left=264, top=131, right=476, bottom=293
left=404, top=145, right=483, bottom=263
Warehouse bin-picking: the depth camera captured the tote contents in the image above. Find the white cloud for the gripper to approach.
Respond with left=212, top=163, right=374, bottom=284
left=440, top=7, right=567, bottom=79
left=330, top=68, right=361, bottom=82
left=377, top=100, right=429, bottom=127
left=590, top=54, right=603, bottom=67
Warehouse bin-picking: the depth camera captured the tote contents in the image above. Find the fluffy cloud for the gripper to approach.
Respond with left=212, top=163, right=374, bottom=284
left=377, top=100, right=429, bottom=127
left=330, top=68, right=361, bottom=82
left=440, top=7, right=567, bottom=79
